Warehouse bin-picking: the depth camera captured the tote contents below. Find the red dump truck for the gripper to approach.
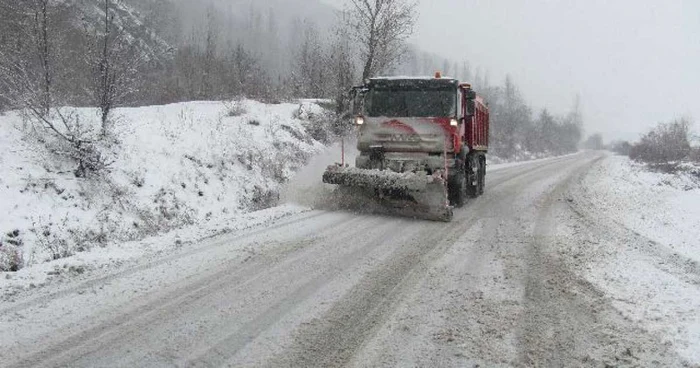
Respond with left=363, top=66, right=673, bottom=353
left=323, top=74, right=490, bottom=221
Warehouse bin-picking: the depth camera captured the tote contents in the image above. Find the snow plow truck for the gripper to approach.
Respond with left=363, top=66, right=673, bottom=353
left=323, top=73, right=490, bottom=222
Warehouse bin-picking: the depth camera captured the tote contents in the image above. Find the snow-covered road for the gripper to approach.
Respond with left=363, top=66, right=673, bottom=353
left=0, top=151, right=692, bottom=367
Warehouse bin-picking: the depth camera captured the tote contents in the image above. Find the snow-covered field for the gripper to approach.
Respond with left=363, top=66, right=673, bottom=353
left=570, top=155, right=700, bottom=364
left=0, top=100, right=329, bottom=276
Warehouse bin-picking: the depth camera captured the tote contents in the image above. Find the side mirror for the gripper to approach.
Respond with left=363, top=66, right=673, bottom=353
left=462, top=87, right=477, bottom=116
left=349, top=86, right=367, bottom=115
left=466, top=100, right=476, bottom=117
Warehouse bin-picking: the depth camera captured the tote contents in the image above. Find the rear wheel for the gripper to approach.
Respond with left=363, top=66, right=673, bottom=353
left=466, top=159, right=479, bottom=199
left=478, top=157, right=486, bottom=195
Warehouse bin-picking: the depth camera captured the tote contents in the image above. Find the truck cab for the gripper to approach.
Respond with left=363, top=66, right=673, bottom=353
left=352, top=76, right=489, bottom=202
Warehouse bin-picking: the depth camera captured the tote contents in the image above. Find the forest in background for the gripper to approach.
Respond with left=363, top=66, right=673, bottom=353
left=0, top=0, right=584, bottom=159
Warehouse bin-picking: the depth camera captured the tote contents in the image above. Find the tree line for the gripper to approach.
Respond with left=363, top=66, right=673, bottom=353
left=0, top=0, right=584, bottom=161
left=474, top=76, right=583, bottom=158
left=610, top=118, right=699, bottom=168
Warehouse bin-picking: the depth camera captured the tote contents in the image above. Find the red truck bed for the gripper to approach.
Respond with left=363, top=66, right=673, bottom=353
left=465, top=95, right=489, bottom=152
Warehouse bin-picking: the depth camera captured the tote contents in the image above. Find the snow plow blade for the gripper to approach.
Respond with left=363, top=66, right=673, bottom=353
left=322, top=165, right=453, bottom=222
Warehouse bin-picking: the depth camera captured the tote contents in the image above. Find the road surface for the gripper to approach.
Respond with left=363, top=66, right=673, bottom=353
left=0, top=151, right=681, bottom=367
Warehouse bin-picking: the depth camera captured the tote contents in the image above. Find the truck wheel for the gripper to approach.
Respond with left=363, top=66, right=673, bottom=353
left=449, top=170, right=466, bottom=208
left=466, top=174, right=478, bottom=198
left=478, top=157, right=486, bottom=195
left=465, top=158, right=478, bottom=198
left=439, top=206, right=454, bottom=222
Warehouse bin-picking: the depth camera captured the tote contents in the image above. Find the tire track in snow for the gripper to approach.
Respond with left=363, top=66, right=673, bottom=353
left=0, top=209, right=329, bottom=316
left=515, top=155, right=679, bottom=367
left=2, top=152, right=618, bottom=368
left=340, top=152, right=609, bottom=367
left=181, top=218, right=422, bottom=367
left=5, top=212, right=364, bottom=368
left=260, top=156, right=586, bottom=367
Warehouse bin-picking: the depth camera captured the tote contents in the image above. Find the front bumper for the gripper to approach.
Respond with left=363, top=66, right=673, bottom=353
left=356, top=152, right=456, bottom=173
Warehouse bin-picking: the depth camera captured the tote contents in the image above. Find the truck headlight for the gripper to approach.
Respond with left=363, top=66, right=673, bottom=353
left=355, top=116, right=365, bottom=125
left=450, top=118, right=458, bottom=126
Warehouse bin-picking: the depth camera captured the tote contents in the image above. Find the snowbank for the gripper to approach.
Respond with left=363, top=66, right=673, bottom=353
left=580, top=156, right=700, bottom=263
left=572, top=155, right=700, bottom=364
left=0, top=100, right=329, bottom=273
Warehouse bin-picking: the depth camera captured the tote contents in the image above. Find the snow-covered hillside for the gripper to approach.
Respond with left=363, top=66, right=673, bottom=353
left=0, top=100, right=330, bottom=273
left=75, top=0, right=172, bottom=64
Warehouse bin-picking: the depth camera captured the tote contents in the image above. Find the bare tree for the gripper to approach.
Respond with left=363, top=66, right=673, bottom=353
left=10, top=0, right=55, bottom=117
left=0, top=0, right=55, bottom=115
left=329, top=23, right=356, bottom=115
left=497, top=75, right=532, bottom=156
left=85, top=0, right=141, bottom=134
left=291, top=20, right=328, bottom=98
left=0, top=0, right=114, bottom=176
left=346, top=0, right=418, bottom=81
left=200, top=5, right=219, bottom=99
left=33, top=0, right=53, bottom=115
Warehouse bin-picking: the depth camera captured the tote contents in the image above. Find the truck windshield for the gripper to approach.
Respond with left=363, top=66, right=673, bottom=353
left=365, top=87, right=457, bottom=118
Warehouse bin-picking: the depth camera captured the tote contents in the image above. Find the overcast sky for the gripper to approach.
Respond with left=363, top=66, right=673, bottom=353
left=322, top=0, right=699, bottom=141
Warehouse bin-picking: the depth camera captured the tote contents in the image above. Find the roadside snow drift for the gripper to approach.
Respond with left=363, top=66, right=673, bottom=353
left=571, top=155, right=700, bottom=364
left=0, top=100, right=328, bottom=272
left=580, top=156, right=700, bottom=264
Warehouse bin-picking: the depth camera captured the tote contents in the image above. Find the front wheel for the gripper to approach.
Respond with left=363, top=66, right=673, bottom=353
left=449, top=170, right=466, bottom=207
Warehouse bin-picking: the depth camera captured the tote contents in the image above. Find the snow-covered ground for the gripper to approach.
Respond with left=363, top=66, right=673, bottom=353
left=486, top=145, right=570, bottom=166
left=570, top=154, right=700, bottom=364
left=0, top=100, right=330, bottom=276
left=579, top=156, right=700, bottom=263
left=0, top=109, right=579, bottom=297
left=488, top=151, right=580, bottom=172
left=5, top=150, right=699, bottom=366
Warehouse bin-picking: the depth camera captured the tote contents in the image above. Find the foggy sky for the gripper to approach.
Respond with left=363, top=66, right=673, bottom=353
left=322, top=0, right=699, bottom=141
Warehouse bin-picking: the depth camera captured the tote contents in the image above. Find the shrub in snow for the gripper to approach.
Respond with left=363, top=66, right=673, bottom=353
left=0, top=243, right=23, bottom=272
left=245, top=186, right=279, bottom=211
left=138, top=188, right=196, bottom=234
left=223, top=100, right=247, bottom=117
left=19, top=109, right=116, bottom=181
left=630, top=119, right=693, bottom=165
left=35, top=222, right=74, bottom=261
left=295, top=103, right=340, bottom=144
left=0, top=230, right=24, bottom=271
left=4, top=230, right=23, bottom=246
left=69, top=212, right=122, bottom=251
left=691, top=148, right=700, bottom=164
left=128, top=170, right=146, bottom=188
left=73, top=144, right=113, bottom=178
